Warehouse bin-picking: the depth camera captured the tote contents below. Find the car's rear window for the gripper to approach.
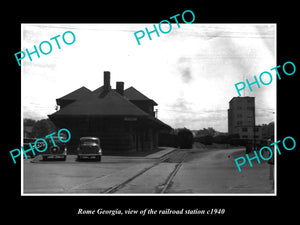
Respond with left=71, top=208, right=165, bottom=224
left=81, top=140, right=98, bottom=145
left=24, top=138, right=35, bottom=142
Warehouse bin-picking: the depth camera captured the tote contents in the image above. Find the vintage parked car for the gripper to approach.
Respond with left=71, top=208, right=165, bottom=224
left=40, top=136, right=67, bottom=161
left=77, top=137, right=102, bottom=161
left=23, top=138, right=37, bottom=158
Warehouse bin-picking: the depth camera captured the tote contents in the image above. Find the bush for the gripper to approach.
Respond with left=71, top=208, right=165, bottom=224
left=177, top=128, right=193, bottom=149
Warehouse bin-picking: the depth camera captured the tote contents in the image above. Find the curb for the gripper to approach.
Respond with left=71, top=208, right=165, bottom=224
left=145, top=147, right=177, bottom=159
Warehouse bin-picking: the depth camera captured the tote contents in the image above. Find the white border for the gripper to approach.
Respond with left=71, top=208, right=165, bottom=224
left=21, top=23, right=24, bottom=195
left=274, top=23, right=277, bottom=195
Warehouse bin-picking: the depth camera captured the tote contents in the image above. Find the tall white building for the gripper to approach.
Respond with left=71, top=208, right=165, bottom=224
left=228, top=97, right=255, bottom=139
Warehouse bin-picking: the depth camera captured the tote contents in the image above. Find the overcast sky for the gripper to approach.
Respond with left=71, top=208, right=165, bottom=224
left=21, top=23, right=276, bottom=132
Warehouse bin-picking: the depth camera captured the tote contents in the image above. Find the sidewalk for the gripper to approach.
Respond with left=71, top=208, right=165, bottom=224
left=103, top=146, right=177, bottom=158
left=67, top=147, right=177, bottom=193
left=145, top=147, right=177, bottom=159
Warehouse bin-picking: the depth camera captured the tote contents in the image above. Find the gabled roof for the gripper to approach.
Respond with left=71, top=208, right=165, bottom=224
left=92, top=86, right=104, bottom=95
left=124, top=87, right=158, bottom=105
left=56, top=86, right=92, bottom=101
left=51, top=89, right=150, bottom=117
left=50, top=84, right=171, bottom=130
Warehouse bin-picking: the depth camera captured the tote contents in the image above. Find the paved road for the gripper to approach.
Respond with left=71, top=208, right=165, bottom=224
left=23, top=155, right=157, bottom=194
left=166, top=148, right=274, bottom=194
left=23, top=145, right=274, bottom=194
left=114, top=147, right=274, bottom=194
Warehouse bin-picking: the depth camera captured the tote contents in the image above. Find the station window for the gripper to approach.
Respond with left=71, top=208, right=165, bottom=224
left=237, top=121, right=243, bottom=125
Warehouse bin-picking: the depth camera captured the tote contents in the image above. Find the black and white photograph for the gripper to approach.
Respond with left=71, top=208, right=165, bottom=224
left=4, top=4, right=299, bottom=221
left=21, top=23, right=276, bottom=195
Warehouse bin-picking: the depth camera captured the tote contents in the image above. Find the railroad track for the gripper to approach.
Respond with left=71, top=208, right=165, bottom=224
left=159, top=151, right=187, bottom=193
left=103, top=149, right=187, bottom=194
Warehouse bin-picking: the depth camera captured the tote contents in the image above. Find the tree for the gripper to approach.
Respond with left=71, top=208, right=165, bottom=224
left=31, top=119, right=57, bottom=138
left=177, top=128, right=194, bottom=149
left=23, top=118, right=37, bottom=138
left=24, top=118, right=36, bottom=126
left=195, top=127, right=217, bottom=137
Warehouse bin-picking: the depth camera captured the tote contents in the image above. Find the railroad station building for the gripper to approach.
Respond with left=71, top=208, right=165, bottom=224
left=48, top=71, right=172, bottom=154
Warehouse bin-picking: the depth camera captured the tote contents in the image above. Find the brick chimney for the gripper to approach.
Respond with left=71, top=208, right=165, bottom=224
left=98, top=71, right=111, bottom=98
left=103, top=71, right=111, bottom=91
left=116, top=82, right=124, bottom=96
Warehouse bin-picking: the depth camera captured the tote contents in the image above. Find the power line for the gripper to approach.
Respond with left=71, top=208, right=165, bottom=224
left=161, top=108, right=228, bottom=114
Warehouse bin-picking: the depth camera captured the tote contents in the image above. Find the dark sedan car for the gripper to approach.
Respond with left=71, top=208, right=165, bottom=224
left=77, top=137, right=102, bottom=161
left=23, top=138, right=37, bottom=158
left=40, top=136, right=67, bottom=161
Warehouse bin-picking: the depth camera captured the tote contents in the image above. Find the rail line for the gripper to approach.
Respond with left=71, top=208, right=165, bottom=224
left=159, top=152, right=187, bottom=193
left=103, top=149, right=187, bottom=194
